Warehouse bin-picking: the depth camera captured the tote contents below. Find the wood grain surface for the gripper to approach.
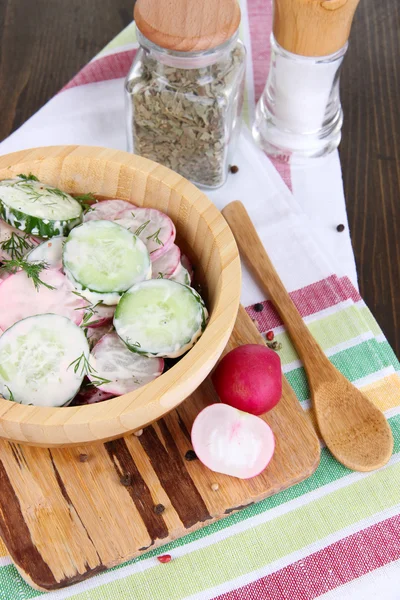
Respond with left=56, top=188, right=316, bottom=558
left=0, top=0, right=397, bottom=354
left=0, top=145, right=241, bottom=447
left=0, top=306, right=320, bottom=591
left=223, top=201, right=393, bottom=472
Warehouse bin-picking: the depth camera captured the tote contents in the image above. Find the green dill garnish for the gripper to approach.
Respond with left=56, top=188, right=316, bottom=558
left=68, top=352, right=111, bottom=387
left=0, top=259, right=55, bottom=291
left=157, top=272, right=164, bottom=279
left=147, top=227, right=164, bottom=248
left=134, top=220, right=150, bottom=237
left=17, top=173, right=39, bottom=182
left=5, top=386, right=15, bottom=402
left=73, top=192, right=98, bottom=214
left=72, top=291, right=103, bottom=327
left=0, top=232, right=34, bottom=260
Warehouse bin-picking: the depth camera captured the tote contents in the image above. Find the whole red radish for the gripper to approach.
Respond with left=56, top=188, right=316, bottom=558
left=212, top=344, right=282, bottom=415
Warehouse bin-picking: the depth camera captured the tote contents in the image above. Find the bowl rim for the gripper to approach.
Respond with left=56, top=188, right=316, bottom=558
left=0, top=145, right=241, bottom=447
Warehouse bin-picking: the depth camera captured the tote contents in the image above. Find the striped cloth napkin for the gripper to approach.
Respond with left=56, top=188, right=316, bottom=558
left=0, top=2, right=399, bottom=599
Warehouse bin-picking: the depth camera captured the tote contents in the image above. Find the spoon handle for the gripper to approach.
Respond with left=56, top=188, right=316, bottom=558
left=222, top=201, right=330, bottom=377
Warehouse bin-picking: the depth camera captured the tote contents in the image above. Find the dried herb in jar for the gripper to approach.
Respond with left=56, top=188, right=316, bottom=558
left=126, top=25, right=246, bottom=189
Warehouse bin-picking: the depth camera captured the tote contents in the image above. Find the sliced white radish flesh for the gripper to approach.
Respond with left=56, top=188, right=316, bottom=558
left=0, top=269, right=86, bottom=331
left=26, top=236, right=65, bottom=270
left=181, top=254, right=194, bottom=282
left=0, top=314, right=89, bottom=406
left=88, top=332, right=164, bottom=395
left=82, top=302, right=115, bottom=328
left=151, top=244, right=181, bottom=279
left=83, top=200, right=137, bottom=222
left=191, top=403, right=275, bottom=479
left=116, top=207, right=176, bottom=261
left=85, top=324, right=113, bottom=349
left=0, top=219, right=38, bottom=261
left=72, top=385, right=113, bottom=405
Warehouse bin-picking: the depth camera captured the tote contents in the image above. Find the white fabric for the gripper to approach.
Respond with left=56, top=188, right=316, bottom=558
left=0, top=78, right=358, bottom=292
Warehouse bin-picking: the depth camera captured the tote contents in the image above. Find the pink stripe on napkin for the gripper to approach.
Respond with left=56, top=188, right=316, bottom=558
left=215, top=514, right=400, bottom=600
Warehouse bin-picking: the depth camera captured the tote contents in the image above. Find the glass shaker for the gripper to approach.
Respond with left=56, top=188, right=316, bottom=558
left=125, top=0, right=246, bottom=189
left=252, top=0, right=360, bottom=162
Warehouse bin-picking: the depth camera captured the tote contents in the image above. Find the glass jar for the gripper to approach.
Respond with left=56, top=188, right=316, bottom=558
left=125, top=30, right=246, bottom=189
left=252, top=35, right=347, bottom=162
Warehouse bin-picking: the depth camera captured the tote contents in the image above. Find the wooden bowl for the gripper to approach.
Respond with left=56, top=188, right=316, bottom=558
left=0, top=146, right=241, bottom=447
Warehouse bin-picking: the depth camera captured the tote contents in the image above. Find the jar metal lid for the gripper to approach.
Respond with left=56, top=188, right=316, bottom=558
left=134, top=0, right=241, bottom=52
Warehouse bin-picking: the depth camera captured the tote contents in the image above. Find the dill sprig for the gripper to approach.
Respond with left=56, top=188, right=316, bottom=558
left=147, top=227, right=164, bottom=248
left=134, top=220, right=150, bottom=237
left=16, top=173, right=39, bottom=182
left=0, top=259, right=55, bottom=291
left=4, top=386, right=15, bottom=402
left=73, top=192, right=98, bottom=214
left=72, top=292, right=102, bottom=327
left=68, top=352, right=111, bottom=387
left=0, top=232, right=34, bottom=260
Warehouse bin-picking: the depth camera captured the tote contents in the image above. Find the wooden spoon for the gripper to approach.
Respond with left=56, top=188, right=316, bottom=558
left=222, top=201, right=393, bottom=472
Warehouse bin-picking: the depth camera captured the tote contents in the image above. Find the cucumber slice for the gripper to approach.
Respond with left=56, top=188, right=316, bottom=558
left=26, top=236, right=66, bottom=270
left=114, top=279, right=208, bottom=358
left=88, top=332, right=164, bottom=395
left=0, top=314, right=89, bottom=407
left=63, top=220, right=151, bottom=304
left=0, top=178, right=82, bottom=238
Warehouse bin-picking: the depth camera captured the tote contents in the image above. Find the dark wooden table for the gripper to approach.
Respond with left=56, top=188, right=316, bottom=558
left=0, top=0, right=398, bottom=354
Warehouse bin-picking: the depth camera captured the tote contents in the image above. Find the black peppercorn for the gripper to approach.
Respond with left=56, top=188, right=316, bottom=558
left=336, top=224, right=345, bottom=232
left=120, top=474, right=132, bottom=486
left=185, top=450, right=198, bottom=461
left=79, top=453, right=88, bottom=463
left=229, top=165, right=239, bottom=174
left=254, top=303, right=264, bottom=312
left=153, top=504, right=165, bottom=514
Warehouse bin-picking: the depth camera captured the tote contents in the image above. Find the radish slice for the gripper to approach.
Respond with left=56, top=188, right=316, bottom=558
left=0, top=269, right=86, bottom=331
left=85, top=324, right=113, bottom=349
left=83, top=200, right=137, bottom=222
left=181, top=255, right=194, bottom=282
left=151, top=244, right=181, bottom=279
left=72, top=385, right=113, bottom=405
left=0, top=219, right=38, bottom=261
left=191, top=404, right=275, bottom=479
left=83, top=302, right=115, bottom=328
left=26, top=236, right=65, bottom=270
left=88, top=332, right=164, bottom=395
left=116, top=207, right=176, bottom=261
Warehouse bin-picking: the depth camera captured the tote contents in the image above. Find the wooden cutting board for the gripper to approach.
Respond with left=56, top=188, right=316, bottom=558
left=0, top=306, right=320, bottom=592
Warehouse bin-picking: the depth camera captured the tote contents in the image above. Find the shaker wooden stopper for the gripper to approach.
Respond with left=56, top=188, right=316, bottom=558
left=273, top=0, right=360, bottom=57
left=134, top=0, right=241, bottom=52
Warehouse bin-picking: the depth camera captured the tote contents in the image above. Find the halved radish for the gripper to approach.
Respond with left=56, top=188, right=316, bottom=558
left=0, top=269, right=86, bottom=331
left=191, top=403, right=275, bottom=479
left=72, top=384, right=113, bottom=405
left=26, top=236, right=65, bottom=270
left=181, top=254, right=194, bottom=282
left=83, top=200, right=137, bottom=223
left=88, top=332, right=164, bottom=395
left=116, top=207, right=176, bottom=261
left=151, top=244, right=181, bottom=279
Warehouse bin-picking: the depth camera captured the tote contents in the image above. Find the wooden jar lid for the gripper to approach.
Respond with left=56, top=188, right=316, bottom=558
left=134, top=0, right=241, bottom=52
left=273, top=0, right=360, bottom=57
